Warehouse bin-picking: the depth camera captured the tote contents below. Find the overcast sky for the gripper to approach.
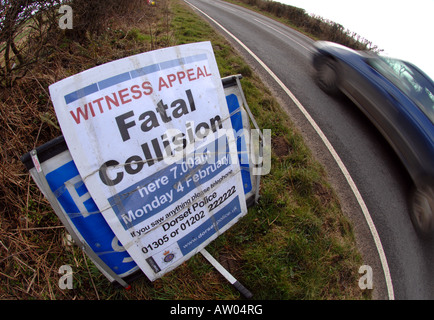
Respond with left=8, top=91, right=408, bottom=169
left=275, top=0, right=434, bottom=80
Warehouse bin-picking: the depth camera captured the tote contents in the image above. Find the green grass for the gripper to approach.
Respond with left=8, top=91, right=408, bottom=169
left=1, top=0, right=369, bottom=300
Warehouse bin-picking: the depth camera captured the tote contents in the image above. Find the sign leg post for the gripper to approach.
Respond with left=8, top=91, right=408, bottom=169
left=200, top=249, right=253, bottom=299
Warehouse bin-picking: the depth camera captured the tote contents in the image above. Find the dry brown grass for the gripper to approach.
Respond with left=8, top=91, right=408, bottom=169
left=0, top=1, right=172, bottom=299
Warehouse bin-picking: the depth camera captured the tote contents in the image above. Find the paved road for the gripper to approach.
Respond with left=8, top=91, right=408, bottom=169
left=185, top=0, right=434, bottom=299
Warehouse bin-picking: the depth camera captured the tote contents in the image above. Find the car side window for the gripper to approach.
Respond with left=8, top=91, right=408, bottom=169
left=367, top=58, right=411, bottom=94
left=367, top=57, right=434, bottom=124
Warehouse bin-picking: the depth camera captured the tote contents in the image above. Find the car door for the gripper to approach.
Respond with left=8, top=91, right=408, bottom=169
left=339, top=57, right=419, bottom=171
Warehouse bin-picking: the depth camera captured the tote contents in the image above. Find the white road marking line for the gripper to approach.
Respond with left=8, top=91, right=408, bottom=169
left=253, top=18, right=313, bottom=53
left=184, top=0, right=395, bottom=300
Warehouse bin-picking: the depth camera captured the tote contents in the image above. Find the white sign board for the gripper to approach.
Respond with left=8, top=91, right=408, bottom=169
left=49, top=42, right=248, bottom=281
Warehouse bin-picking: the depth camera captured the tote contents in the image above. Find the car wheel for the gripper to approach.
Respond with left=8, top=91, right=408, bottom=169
left=410, top=187, right=434, bottom=238
left=315, top=56, right=339, bottom=95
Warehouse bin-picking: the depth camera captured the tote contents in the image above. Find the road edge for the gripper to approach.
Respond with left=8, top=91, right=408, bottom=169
left=183, top=0, right=394, bottom=300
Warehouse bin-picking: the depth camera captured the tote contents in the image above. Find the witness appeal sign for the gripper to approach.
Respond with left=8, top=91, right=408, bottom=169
left=49, top=42, right=248, bottom=281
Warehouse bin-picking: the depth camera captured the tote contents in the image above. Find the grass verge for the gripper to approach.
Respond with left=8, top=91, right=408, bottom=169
left=0, top=0, right=369, bottom=299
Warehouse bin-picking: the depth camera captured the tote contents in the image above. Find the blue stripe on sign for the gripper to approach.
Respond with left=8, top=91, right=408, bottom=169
left=184, top=53, right=207, bottom=64
left=63, top=53, right=208, bottom=104
left=130, top=63, right=160, bottom=78
left=64, top=83, right=99, bottom=104
left=159, top=58, right=185, bottom=70
left=98, top=72, right=131, bottom=90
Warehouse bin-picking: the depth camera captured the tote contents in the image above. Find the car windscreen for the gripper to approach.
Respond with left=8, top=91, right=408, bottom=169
left=368, top=57, right=434, bottom=125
